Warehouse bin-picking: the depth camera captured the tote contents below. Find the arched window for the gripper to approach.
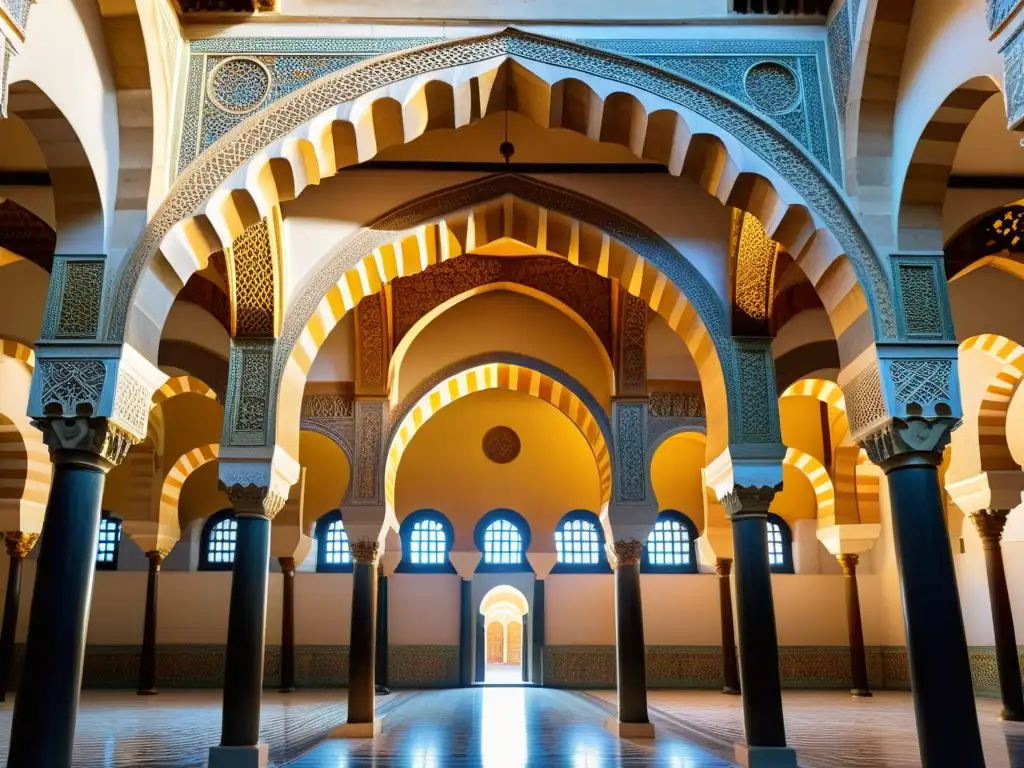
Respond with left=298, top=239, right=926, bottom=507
left=398, top=510, right=454, bottom=572
left=474, top=510, right=532, bottom=572
left=642, top=511, right=698, bottom=574
left=315, top=510, right=353, bottom=572
left=553, top=511, right=610, bottom=572
left=766, top=513, right=794, bottom=574
left=96, top=511, right=122, bottom=571
left=200, top=510, right=237, bottom=571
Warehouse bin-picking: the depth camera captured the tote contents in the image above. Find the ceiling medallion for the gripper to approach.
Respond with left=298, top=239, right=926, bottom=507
left=482, top=426, right=521, bottom=464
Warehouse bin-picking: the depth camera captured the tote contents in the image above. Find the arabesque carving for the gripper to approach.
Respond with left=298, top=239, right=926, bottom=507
left=613, top=539, right=644, bottom=567
left=220, top=481, right=286, bottom=520
left=32, top=417, right=136, bottom=470
left=720, top=483, right=782, bottom=519
left=350, top=537, right=380, bottom=565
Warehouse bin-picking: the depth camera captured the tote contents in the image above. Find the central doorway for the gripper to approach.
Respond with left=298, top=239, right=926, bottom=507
left=479, top=584, right=529, bottom=684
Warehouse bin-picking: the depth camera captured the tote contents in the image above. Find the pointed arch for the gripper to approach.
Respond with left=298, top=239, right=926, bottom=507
left=0, top=339, right=49, bottom=521
left=109, top=29, right=894, bottom=366
left=151, top=375, right=219, bottom=409
left=783, top=447, right=836, bottom=521
left=959, top=334, right=1024, bottom=472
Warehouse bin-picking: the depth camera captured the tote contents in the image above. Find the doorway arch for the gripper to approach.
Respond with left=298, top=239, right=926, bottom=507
left=479, top=584, right=530, bottom=684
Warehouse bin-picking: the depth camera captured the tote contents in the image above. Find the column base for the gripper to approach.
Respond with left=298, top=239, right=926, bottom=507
left=137, top=688, right=159, bottom=696
left=850, top=689, right=873, bottom=698
left=279, top=687, right=296, bottom=694
left=733, top=744, right=798, bottom=768
left=330, top=716, right=384, bottom=738
left=375, top=684, right=391, bottom=695
left=1000, top=707, right=1024, bottom=722
left=721, top=686, right=741, bottom=696
left=207, top=743, right=269, bottom=768
left=604, top=717, right=655, bottom=739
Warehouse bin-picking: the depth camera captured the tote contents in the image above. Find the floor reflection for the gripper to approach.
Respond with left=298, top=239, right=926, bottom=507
left=481, top=687, right=527, bottom=768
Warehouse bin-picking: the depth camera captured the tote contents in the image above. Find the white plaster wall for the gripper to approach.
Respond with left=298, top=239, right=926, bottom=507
left=388, top=574, right=461, bottom=645
left=641, top=575, right=721, bottom=645
left=9, top=0, right=118, bottom=253
left=772, top=308, right=836, bottom=360
left=647, top=314, right=700, bottom=381
left=955, top=523, right=1024, bottom=646
left=891, top=0, right=1004, bottom=236
left=161, top=302, right=231, bottom=359
left=545, top=574, right=615, bottom=645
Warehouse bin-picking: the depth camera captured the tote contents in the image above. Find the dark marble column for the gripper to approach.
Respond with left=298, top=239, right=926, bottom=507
left=970, top=509, right=1023, bottom=721
left=722, top=485, right=791, bottom=755
left=475, top=618, right=486, bottom=683
left=278, top=556, right=297, bottom=693
left=459, top=578, right=473, bottom=686
left=715, top=557, right=740, bottom=695
left=879, top=450, right=985, bottom=766
left=375, top=564, right=390, bottom=695
left=613, top=540, right=650, bottom=729
left=218, top=513, right=272, bottom=749
left=532, top=579, right=545, bottom=686
left=0, top=532, right=37, bottom=702
left=346, top=540, right=378, bottom=726
left=837, top=553, right=871, bottom=697
left=521, top=613, right=529, bottom=682
left=137, top=550, right=166, bottom=695
left=9, top=419, right=132, bottom=768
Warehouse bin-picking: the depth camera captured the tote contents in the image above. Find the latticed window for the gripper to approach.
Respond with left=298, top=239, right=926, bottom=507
left=323, top=520, right=352, bottom=566
left=96, top=513, right=121, bottom=570
left=555, top=517, right=601, bottom=565
left=767, top=521, right=785, bottom=567
left=410, top=518, right=447, bottom=565
left=206, top=517, right=237, bottom=566
left=647, top=517, right=691, bottom=567
left=483, top=519, right=523, bottom=565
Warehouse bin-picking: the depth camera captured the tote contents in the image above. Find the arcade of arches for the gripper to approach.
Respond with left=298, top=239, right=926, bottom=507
left=0, top=0, right=1023, bottom=766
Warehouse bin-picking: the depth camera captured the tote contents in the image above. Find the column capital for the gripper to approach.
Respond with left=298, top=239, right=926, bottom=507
left=715, top=557, right=733, bottom=576
left=720, top=483, right=781, bottom=520
left=611, top=539, right=644, bottom=568
left=32, top=417, right=138, bottom=471
left=857, top=416, right=959, bottom=472
left=836, top=552, right=860, bottom=576
left=220, top=480, right=287, bottom=520
left=3, top=531, right=38, bottom=559
left=350, top=537, right=379, bottom=566
left=278, top=556, right=297, bottom=576
left=144, top=550, right=167, bottom=571
left=969, top=509, right=1010, bottom=549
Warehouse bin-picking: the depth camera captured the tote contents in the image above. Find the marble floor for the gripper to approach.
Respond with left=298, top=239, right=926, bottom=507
left=586, top=689, right=1024, bottom=768
left=484, top=664, right=526, bottom=685
left=0, top=687, right=1019, bottom=767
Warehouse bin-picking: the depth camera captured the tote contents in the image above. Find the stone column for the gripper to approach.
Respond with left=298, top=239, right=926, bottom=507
left=375, top=562, right=390, bottom=695
left=715, top=557, right=740, bottom=695
left=278, top=556, right=297, bottom=693
left=866, top=424, right=985, bottom=767
left=970, top=509, right=1023, bottom=721
left=8, top=419, right=134, bottom=768
left=837, top=554, right=871, bottom=697
left=521, top=613, right=530, bottom=682
left=0, top=532, right=38, bottom=702
left=722, top=484, right=797, bottom=768
left=209, top=485, right=282, bottom=767
left=137, top=549, right=166, bottom=695
left=475, top=619, right=486, bottom=683
left=532, top=578, right=546, bottom=686
left=338, top=538, right=379, bottom=736
left=459, top=578, right=473, bottom=686
left=610, top=540, right=654, bottom=737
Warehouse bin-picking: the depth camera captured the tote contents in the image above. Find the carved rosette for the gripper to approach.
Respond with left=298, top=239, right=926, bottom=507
left=715, top=557, right=733, bottom=577
left=32, top=417, right=137, bottom=470
left=4, top=532, right=39, bottom=559
left=350, top=538, right=380, bottom=566
left=970, top=509, right=1010, bottom=550
left=720, top=483, right=781, bottom=520
left=612, top=539, right=644, bottom=568
left=836, top=553, right=859, bottom=577
left=220, top=481, right=287, bottom=520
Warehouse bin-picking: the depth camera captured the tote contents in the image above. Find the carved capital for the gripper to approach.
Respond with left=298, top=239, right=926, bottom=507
left=612, top=539, right=644, bottom=567
left=32, top=417, right=137, bottom=471
left=970, top=509, right=1010, bottom=549
left=4, top=532, right=39, bottom=559
left=219, top=481, right=286, bottom=520
left=720, top=483, right=781, bottom=519
left=858, top=417, right=959, bottom=472
left=715, top=557, right=733, bottom=577
left=145, top=550, right=168, bottom=571
left=350, top=538, right=379, bottom=566
left=278, top=556, right=297, bottom=576
left=836, top=553, right=859, bottom=576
